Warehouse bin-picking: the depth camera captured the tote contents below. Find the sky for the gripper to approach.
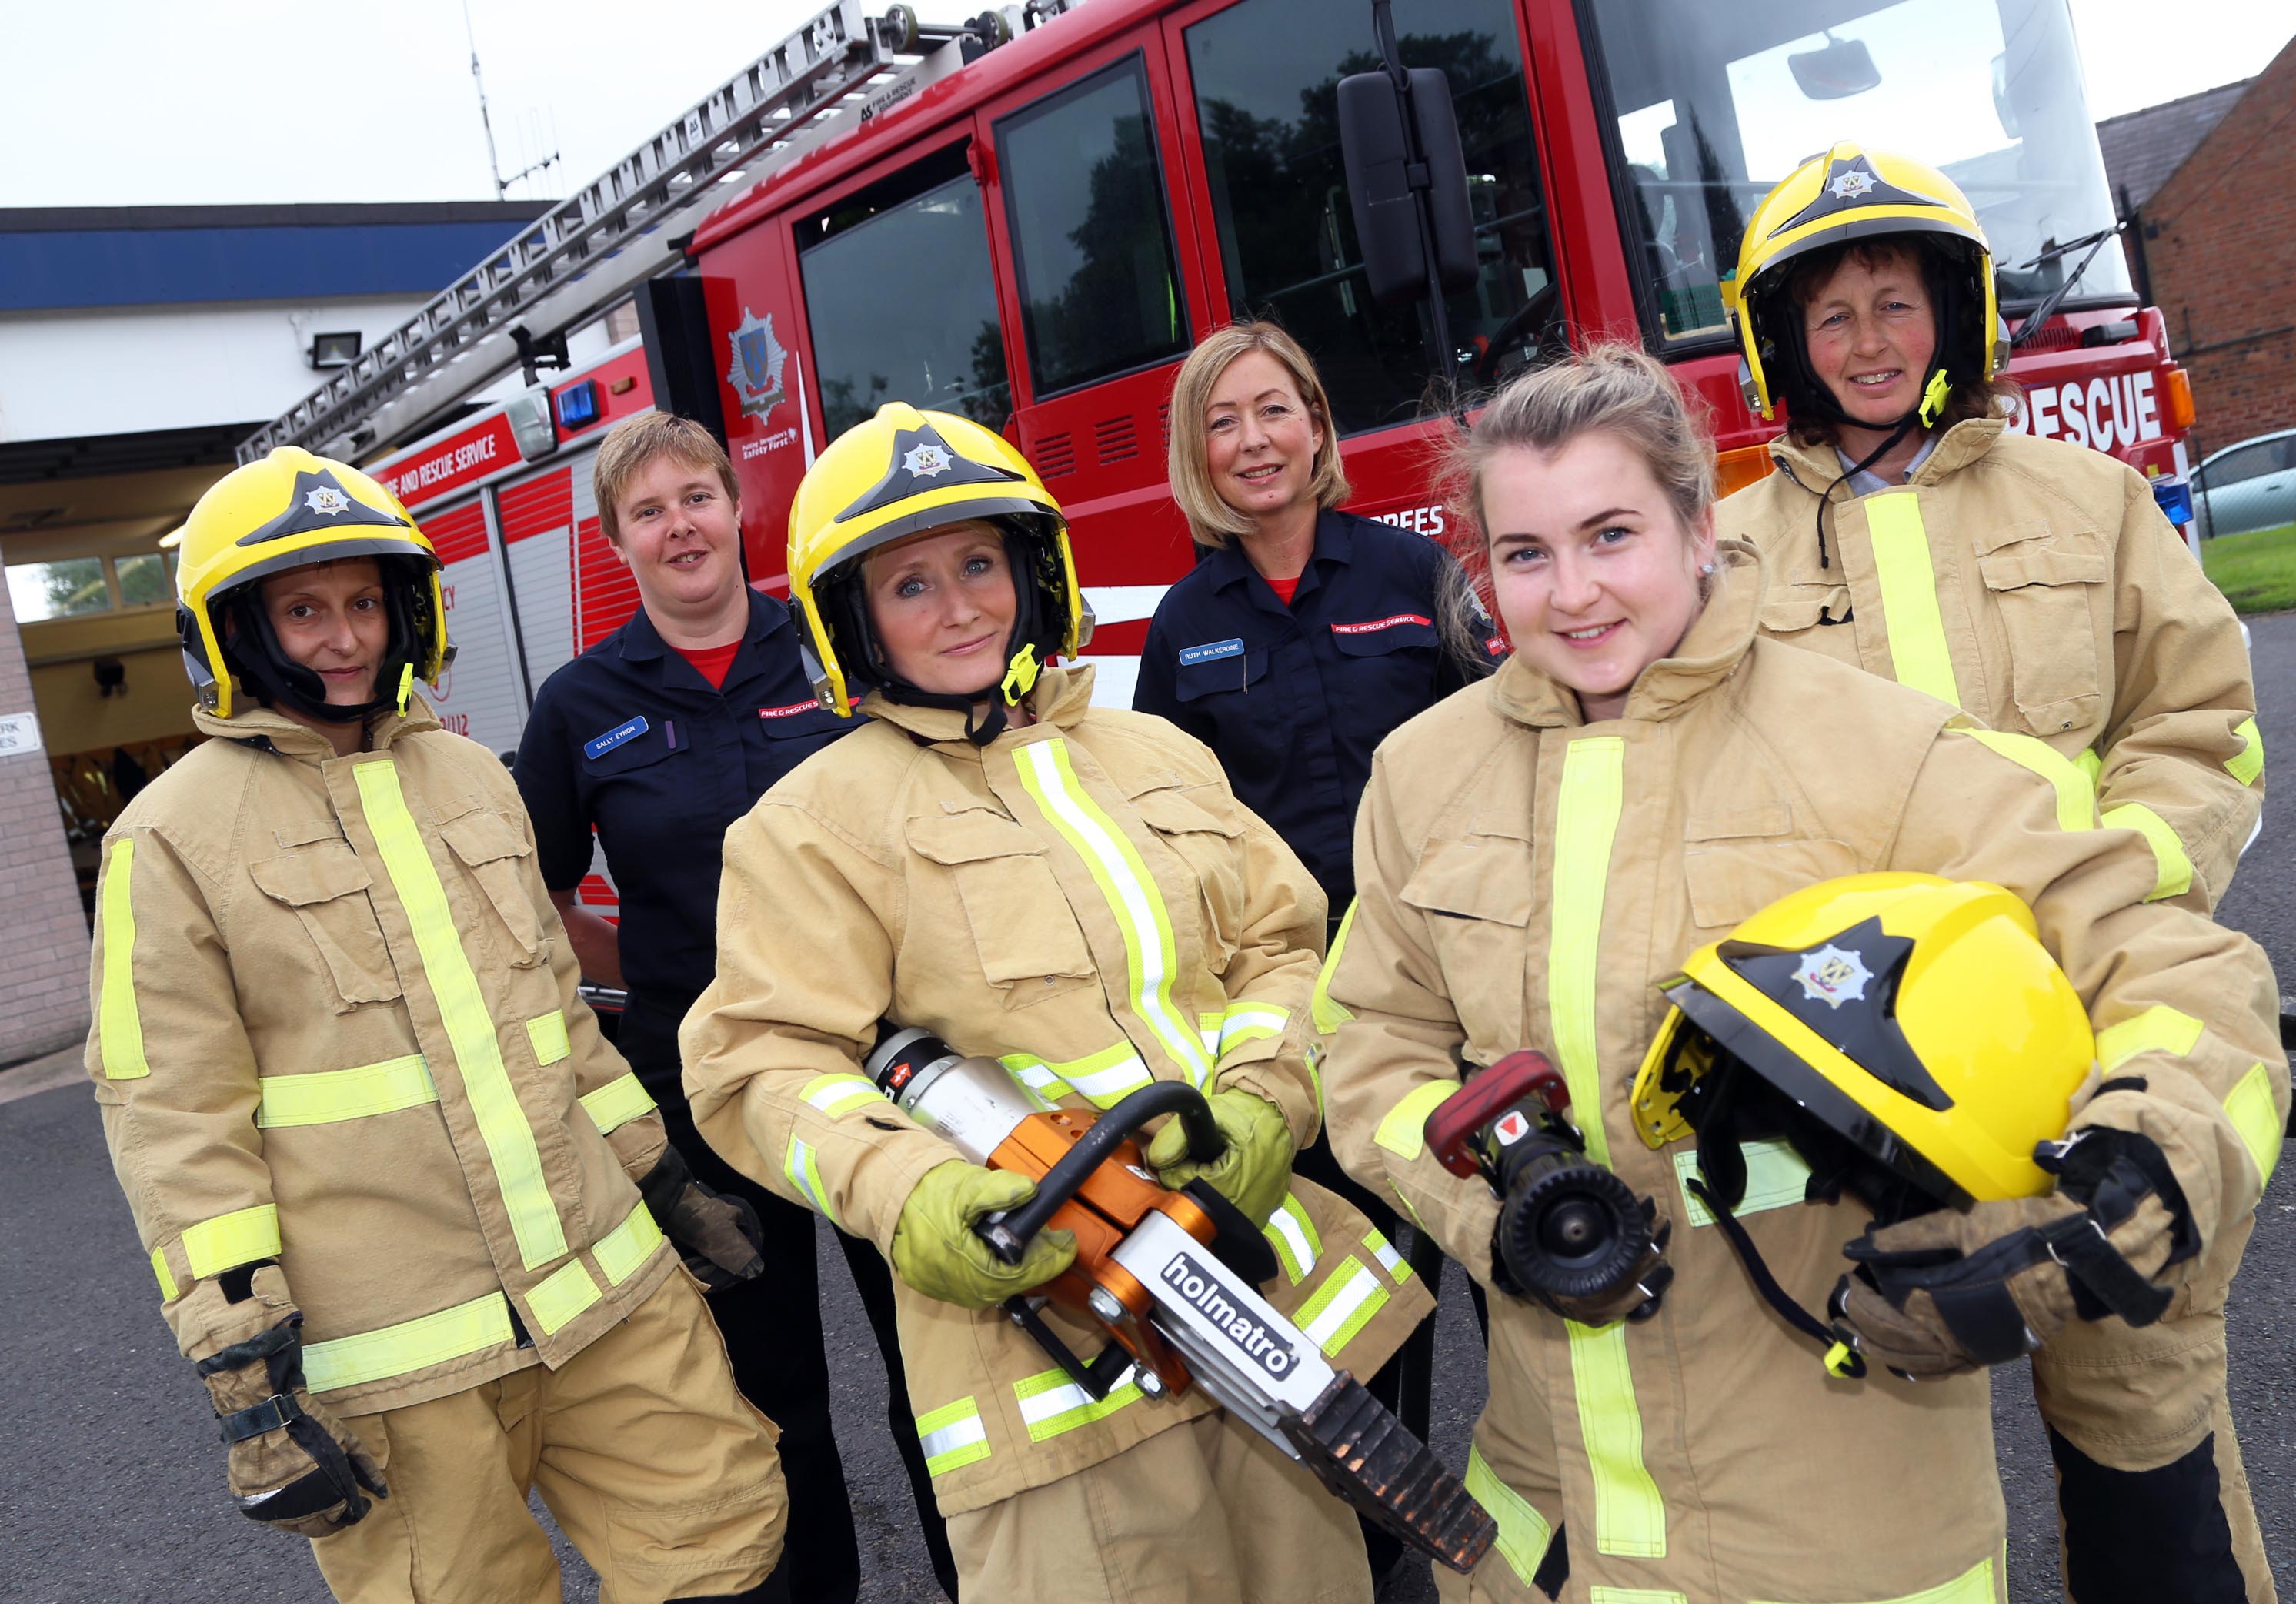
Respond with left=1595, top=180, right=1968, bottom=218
left=0, top=0, right=2288, bottom=211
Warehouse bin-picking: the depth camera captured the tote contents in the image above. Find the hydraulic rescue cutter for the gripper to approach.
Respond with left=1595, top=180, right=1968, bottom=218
left=866, top=1028, right=1497, bottom=1574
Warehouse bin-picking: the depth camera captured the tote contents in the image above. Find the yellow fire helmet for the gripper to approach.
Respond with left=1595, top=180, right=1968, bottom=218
left=1724, top=142, right=2004, bottom=426
left=176, top=446, right=451, bottom=723
left=1630, top=873, right=2094, bottom=1209
left=787, top=403, right=1091, bottom=740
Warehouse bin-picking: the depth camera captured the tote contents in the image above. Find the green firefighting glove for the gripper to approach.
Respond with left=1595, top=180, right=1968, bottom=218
left=194, top=1267, right=388, bottom=1538
left=1143, top=1088, right=1296, bottom=1229
left=639, top=1145, right=767, bottom=1291
left=890, top=1161, right=1078, bottom=1309
left=1830, top=1125, right=2194, bottom=1379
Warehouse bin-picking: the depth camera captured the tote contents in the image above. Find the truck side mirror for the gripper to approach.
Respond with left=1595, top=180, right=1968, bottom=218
left=1337, top=66, right=1478, bottom=307
left=1787, top=32, right=1881, bottom=102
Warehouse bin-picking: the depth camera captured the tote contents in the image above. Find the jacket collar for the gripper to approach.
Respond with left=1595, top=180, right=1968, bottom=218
left=859, top=663, right=1099, bottom=754
left=1202, top=507, right=1354, bottom=598
left=192, top=690, right=444, bottom=761
left=1766, top=415, right=2007, bottom=497
left=1487, top=541, right=1763, bottom=730
left=616, top=586, right=786, bottom=665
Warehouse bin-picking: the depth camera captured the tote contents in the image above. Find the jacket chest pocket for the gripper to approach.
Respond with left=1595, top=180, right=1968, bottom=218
left=1129, top=779, right=1248, bottom=971
left=1172, top=645, right=1279, bottom=739
left=439, top=810, right=549, bottom=969
left=1681, top=805, right=1860, bottom=930
left=248, top=844, right=404, bottom=1012
left=1974, top=535, right=2110, bottom=735
left=1757, top=584, right=1856, bottom=657
left=1399, top=836, right=1531, bottom=1055
left=906, top=811, right=1095, bottom=1008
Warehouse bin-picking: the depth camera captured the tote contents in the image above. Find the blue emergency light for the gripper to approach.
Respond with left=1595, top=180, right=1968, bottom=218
left=554, top=380, right=602, bottom=433
left=2152, top=476, right=2194, bottom=526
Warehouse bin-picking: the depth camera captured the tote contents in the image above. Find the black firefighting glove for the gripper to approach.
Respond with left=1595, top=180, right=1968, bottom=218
left=640, top=1145, right=767, bottom=1290
left=194, top=1266, right=387, bottom=1538
left=1829, top=1121, right=2195, bottom=1379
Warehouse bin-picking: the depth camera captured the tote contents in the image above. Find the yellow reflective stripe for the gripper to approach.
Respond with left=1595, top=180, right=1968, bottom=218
left=258, top=1055, right=437, bottom=1128
left=1567, top=1318, right=1667, bottom=1558
left=802, top=1073, right=888, bottom=1119
left=999, top=1055, right=1079, bottom=1103
left=2101, top=802, right=2196, bottom=902
left=1954, top=729, right=2096, bottom=832
left=785, top=1135, right=841, bottom=1228
left=1752, top=1549, right=1997, bottom=1604
left=1364, top=1226, right=1411, bottom=1282
left=1263, top=1193, right=1320, bottom=1284
left=1374, top=1081, right=1456, bottom=1161
left=1551, top=738, right=1624, bottom=1166
left=527, top=1258, right=601, bottom=1335
left=1464, top=1443, right=1553, bottom=1587
left=916, top=1396, right=991, bottom=1475
left=593, top=1200, right=665, bottom=1286
left=1674, top=1140, right=1810, bottom=1227
left=525, top=1010, right=570, bottom=1066
left=1589, top=1591, right=1689, bottom=1604
left=150, top=1247, right=179, bottom=1302
left=2095, top=1005, right=2206, bottom=1071
left=302, top=1292, right=514, bottom=1394
left=2223, top=1062, right=2283, bottom=1185
left=2227, top=717, right=2264, bottom=786
left=1015, top=740, right=1216, bottom=1087
left=1297, top=1256, right=1389, bottom=1355
left=1013, top=1365, right=1143, bottom=1441
left=1218, top=1002, right=1288, bottom=1053
left=1003, top=1041, right=1153, bottom=1107
left=1311, top=900, right=1359, bottom=1035
left=182, top=1203, right=281, bottom=1280
left=579, top=1071, right=656, bottom=1135
left=355, top=760, right=566, bottom=1269
left=1864, top=490, right=1960, bottom=706
left=97, top=837, right=149, bottom=1079
left=2076, top=747, right=2103, bottom=787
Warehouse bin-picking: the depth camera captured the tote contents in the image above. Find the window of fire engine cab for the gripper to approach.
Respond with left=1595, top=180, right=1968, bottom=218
left=796, top=142, right=1012, bottom=438
left=1584, top=0, right=2134, bottom=346
left=995, top=55, right=1190, bottom=397
left=1184, top=0, right=1557, bottom=434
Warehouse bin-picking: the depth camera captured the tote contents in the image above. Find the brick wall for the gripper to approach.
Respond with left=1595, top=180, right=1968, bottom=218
left=2144, top=39, right=2296, bottom=448
left=0, top=575, right=94, bottom=1066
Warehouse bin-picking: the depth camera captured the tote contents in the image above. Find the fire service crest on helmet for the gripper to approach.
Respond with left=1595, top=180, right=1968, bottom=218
left=1792, top=943, right=1872, bottom=1008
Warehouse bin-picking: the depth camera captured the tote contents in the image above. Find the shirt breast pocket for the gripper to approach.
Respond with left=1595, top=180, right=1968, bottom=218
left=1681, top=804, right=1860, bottom=930
left=1398, top=835, right=1532, bottom=1056
left=905, top=810, right=1096, bottom=1008
left=1974, top=530, right=2110, bottom=736
left=1173, top=646, right=1275, bottom=717
left=248, top=844, right=405, bottom=1012
left=439, top=810, right=549, bottom=969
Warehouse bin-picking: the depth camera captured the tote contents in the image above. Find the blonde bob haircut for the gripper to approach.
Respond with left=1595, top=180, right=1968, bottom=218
left=1166, top=322, right=1350, bottom=547
left=593, top=413, right=741, bottom=546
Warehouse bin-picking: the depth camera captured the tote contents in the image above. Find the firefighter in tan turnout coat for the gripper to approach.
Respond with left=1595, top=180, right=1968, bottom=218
left=682, top=404, right=1431, bottom=1603
left=1719, top=145, right=2272, bottom=1602
left=85, top=449, right=787, bottom=1604
left=1320, top=349, right=2284, bottom=1603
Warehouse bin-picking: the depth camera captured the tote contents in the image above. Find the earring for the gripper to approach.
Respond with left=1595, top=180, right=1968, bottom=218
left=1700, top=562, right=1716, bottom=574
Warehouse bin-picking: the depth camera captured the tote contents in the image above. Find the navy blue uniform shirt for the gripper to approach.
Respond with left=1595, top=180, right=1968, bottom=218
left=516, top=588, right=849, bottom=1095
left=1133, top=509, right=1493, bottom=913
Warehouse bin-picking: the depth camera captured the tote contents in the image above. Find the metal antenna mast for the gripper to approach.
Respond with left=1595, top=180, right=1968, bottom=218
left=462, top=1, right=558, bottom=198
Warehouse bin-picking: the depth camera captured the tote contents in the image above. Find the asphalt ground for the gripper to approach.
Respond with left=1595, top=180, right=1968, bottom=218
left=8, top=614, right=2296, bottom=1603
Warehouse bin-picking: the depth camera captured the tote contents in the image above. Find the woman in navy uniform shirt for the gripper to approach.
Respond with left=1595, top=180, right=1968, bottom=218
left=1133, top=322, right=1488, bottom=1581
left=515, top=414, right=954, bottom=1604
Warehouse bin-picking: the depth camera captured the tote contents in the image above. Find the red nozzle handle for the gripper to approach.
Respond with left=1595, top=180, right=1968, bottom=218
left=1424, top=1051, right=1570, bottom=1178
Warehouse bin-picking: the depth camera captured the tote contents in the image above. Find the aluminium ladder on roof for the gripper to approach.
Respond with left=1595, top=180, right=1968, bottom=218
left=239, top=0, right=911, bottom=466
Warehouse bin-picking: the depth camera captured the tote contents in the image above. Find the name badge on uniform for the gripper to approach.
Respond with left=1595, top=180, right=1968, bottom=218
left=1180, top=637, right=1245, bottom=667
left=583, top=716, right=649, bottom=759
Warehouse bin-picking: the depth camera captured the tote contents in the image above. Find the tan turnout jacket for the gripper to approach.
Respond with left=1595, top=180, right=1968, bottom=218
left=1722, top=419, right=2263, bottom=910
left=87, top=698, right=676, bottom=1417
left=682, top=665, right=1431, bottom=1516
left=1321, top=548, right=2285, bottom=1604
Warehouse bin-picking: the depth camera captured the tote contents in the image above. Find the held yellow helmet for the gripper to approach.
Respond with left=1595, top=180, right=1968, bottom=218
left=788, top=403, right=1091, bottom=742
left=177, top=447, right=451, bottom=722
left=1630, top=873, right=2094, bottom=1211
left=1725, top=143, right=2005, bottom=427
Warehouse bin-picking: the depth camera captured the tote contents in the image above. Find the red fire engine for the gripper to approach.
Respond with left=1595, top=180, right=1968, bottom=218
left=307, top=0, right=2197, bottom=838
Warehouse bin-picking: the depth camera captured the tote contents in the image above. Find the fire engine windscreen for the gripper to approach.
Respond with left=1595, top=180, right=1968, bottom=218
left=1583, top=0, right=2134, bottom=340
